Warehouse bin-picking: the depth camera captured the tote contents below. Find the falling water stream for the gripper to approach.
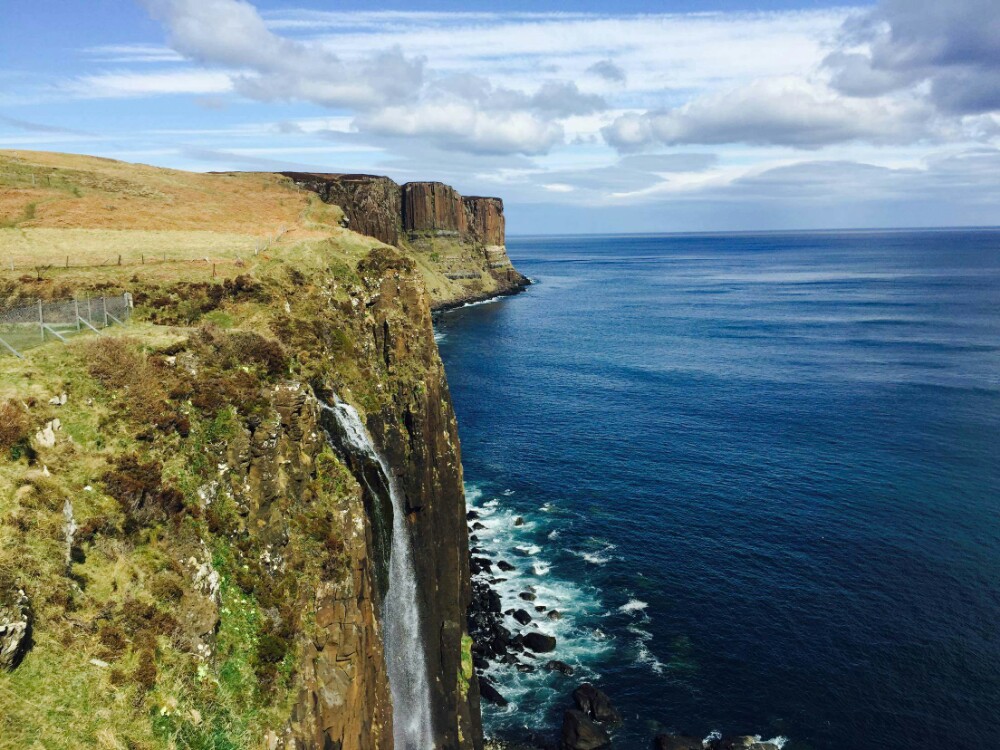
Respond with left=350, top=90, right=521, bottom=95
left=323, top=398, right=435, bottom=749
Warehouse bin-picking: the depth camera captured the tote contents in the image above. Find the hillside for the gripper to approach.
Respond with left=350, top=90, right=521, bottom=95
left=0, top=151, right=500, bottom=750
left=0, top=151, right=527, bottom=309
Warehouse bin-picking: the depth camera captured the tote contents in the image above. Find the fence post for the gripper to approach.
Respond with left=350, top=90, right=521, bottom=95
left=75, top=299, right=81, bottom=331
left=38, top=299, right=44, bottom=342
left=87, top=295, right=92, bottom=324
left=102, top=297, right=108, bottom=328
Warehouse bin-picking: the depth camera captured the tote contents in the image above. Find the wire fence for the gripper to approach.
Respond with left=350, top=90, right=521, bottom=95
left=0, top=293, right=132, bottom=358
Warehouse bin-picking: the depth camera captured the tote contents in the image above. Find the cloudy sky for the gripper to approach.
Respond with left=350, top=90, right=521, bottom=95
left=2, top=0, right=998, bottom=233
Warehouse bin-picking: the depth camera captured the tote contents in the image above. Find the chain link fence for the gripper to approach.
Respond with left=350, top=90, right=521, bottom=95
left=0, top=293, right=132, bottom=358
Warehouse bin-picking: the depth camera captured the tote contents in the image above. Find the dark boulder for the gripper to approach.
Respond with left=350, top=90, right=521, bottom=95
left=523, top=631, right=557, bottom=653
left=547, top=610, right=563, bottom=620
left=513, top=609, right=533, bottom=625
left=514, top=516, right=525, bottom=526
left=519, top=591, right=537, bottom=602
left=497, top=560, right=516, bottom=572
left=546, top=659, right=575, bottom=676
left=573, top=683, right=621, bottom=724
left=560, top=709, right=610, bottom=750
left=654, top=736, right=702, bottom=750
left=472, top=522, right=486, bottom=531
left=467, top=510, right=480, bottom=520
left=470, top=557, right=494, bottom=575
left=478, top=676, right=509, bottom=707
left=515, top=662, right=535, bottom=673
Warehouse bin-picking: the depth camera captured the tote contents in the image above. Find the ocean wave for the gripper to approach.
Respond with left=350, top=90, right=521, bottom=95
left=619, top=599, right=649, bottom=613
left=701, top=732, right=787, bottom=749
left=627, top=624, right=652, bottom=640
left=636, top=641, right=666, bottom=675
left=465, top=482, right=612, bottom=736
left=459, top=294, right=508, bottom=309
left=570, top=549, right=612, bottom=566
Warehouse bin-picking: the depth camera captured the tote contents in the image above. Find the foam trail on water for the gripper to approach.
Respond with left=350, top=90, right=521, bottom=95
left=324, top=398, right=434, bottom=749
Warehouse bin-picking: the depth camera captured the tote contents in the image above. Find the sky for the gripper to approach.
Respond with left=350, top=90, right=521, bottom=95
left=1, top=0, right=999, bottom=233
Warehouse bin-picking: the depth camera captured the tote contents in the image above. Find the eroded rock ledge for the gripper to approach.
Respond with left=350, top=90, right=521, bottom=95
left=282, top=173, right=529, bottom=309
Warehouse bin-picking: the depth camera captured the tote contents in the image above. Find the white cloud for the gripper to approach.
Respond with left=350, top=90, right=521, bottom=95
left=603, top=79, right=939, bottom=150
left=825, top=0, right=1000, bottom=115
left=356, top=102, right=564, bottom=156
left=83, top=44, right=184, bottom=63
left=140, top=0, right=425, bottom=109
left=65, top=69, right=233, bottom=98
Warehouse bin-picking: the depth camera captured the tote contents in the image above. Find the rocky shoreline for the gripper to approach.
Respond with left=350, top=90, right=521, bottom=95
left=430, top=275, right=532, bottom=313
left=465, top=508, right=786, bottom=750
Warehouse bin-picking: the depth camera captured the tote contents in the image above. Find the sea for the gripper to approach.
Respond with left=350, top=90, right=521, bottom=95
left=432, top=229, right=1000, bottom=750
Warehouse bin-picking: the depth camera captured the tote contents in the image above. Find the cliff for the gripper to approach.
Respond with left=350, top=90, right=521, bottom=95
left=282, top=173, right=529, bottom=310
left=0, top=152, right=486, bottom=750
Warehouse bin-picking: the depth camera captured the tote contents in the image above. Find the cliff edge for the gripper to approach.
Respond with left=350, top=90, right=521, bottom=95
left=282, top=173, right=530, bottom=310
left=0, top=151, right=487, bottom=749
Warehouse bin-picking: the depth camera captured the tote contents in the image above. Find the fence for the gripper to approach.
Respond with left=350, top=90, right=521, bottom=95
left=0, top=293, right=132, bottom=358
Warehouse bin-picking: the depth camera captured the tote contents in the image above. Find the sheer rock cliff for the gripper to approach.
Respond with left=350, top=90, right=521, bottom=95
left=282, top=173, right=529, bottom=310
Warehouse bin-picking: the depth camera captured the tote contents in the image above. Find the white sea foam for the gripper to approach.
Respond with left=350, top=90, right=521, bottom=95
left=627, top=624, right=653, bottom=640
left=502, top=489, right=515, bottom=496
left=619, top=599, right=649, bottom=613
left=459, top=294, right=508, bottom=309
left=465, top=482, right=612, bottom=736
left=636, top=641, right=666, bottom=675
left=433, top=331, right=446, bottom=343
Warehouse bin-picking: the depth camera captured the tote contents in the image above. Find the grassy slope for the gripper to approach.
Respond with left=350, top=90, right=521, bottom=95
left=0, top=152, right=457, bottom=749
left=0, top=150, right=515, bottom=307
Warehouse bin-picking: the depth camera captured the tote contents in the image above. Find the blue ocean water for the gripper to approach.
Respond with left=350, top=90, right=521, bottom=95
left=434, top=230, right=1000, bottom=750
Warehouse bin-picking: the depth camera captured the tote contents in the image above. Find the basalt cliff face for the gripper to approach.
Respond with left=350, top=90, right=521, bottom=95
left=282, top=173, right=528, bottom=310
left=0, top=152, right=494, bottom=750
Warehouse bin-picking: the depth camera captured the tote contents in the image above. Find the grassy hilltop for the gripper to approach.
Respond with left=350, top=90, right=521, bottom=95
left=0, top=150, right=520, bottom=306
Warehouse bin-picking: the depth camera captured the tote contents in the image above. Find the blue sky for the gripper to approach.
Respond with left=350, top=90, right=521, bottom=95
left=2, top=0, right=999, bottom=233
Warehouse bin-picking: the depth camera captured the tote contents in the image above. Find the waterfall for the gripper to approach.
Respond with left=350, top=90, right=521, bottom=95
left=322, top=398, right=436, bottom=749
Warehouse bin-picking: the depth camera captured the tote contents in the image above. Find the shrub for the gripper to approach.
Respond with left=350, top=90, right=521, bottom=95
left=133, top=653, right=157, bottom=693
left=83, top=338, right=188, bottom=436
left=84, top=336, right=142, bottom=389
left=102, top=454, right=186, bottom=529
left=0, top=399, right=29, bottom=453
left=194, top=327, right=288, bottom=379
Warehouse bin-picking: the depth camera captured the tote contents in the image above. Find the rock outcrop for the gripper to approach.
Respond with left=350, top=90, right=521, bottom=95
left=560, top=710, right=610, bottom=750
left=463, top=196, right=505, bottom=247
left=282, top=172, right=402, bottom=246
left=403, top=182, right=469, bottom=237
left=0, top=590, right=31, bottom=671
left=282, top=172, right=529, bottom=309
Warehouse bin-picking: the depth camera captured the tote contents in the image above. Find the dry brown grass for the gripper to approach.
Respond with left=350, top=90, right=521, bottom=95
left=0, top=398, right=29, bottom=451
left=0, top=150, right=347, bottom=270
left=0, top=150, right=310, bottom=233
